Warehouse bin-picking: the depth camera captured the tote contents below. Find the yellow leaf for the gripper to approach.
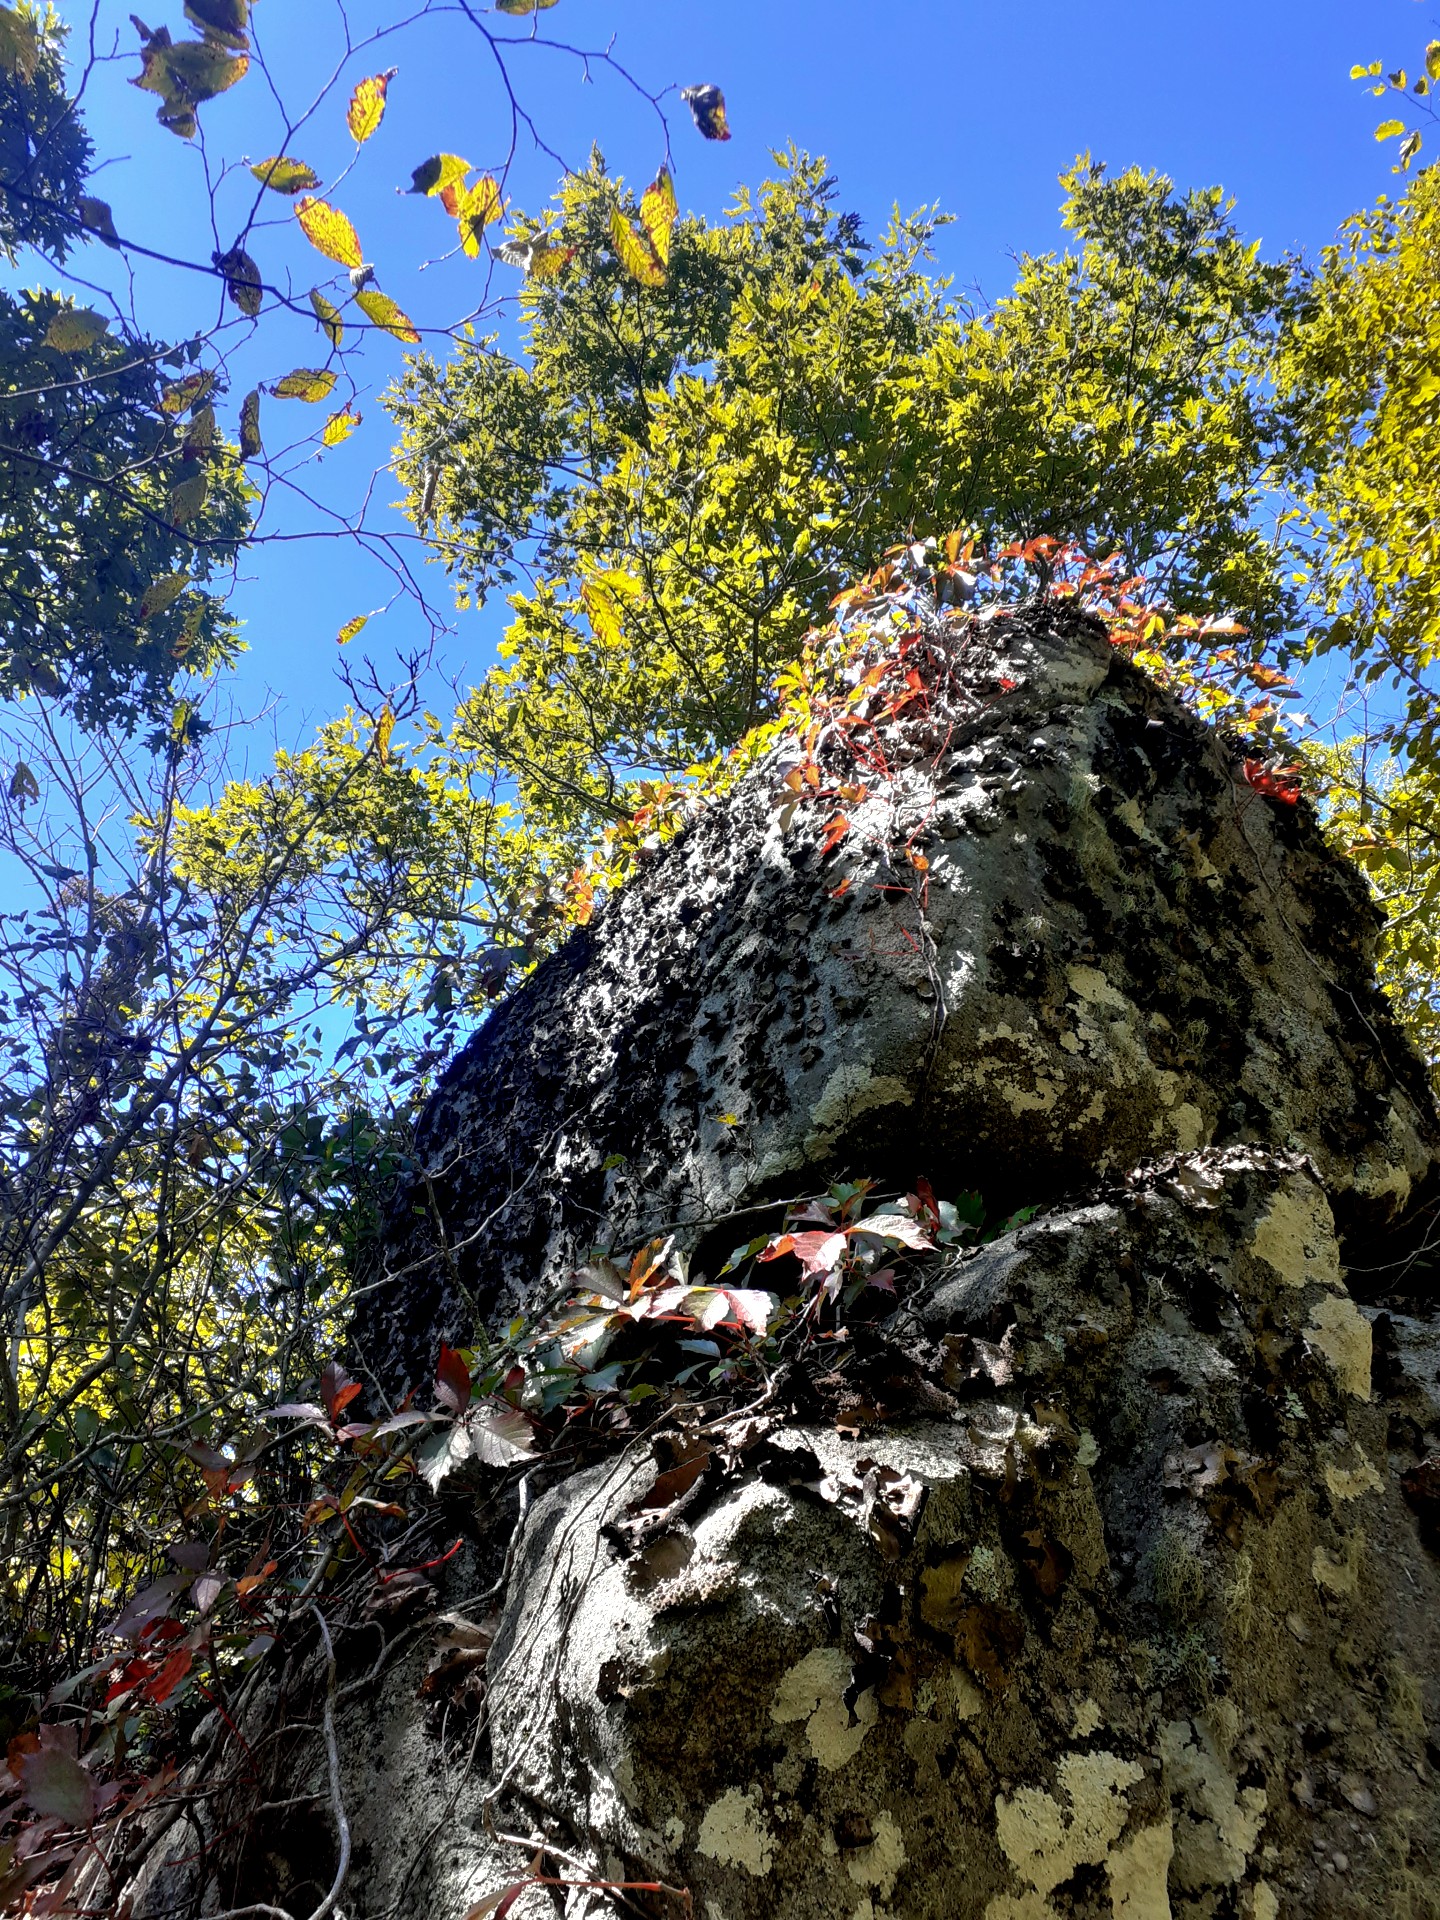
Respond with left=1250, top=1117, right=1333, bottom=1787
left=168, top=470, right=209, bottom=525
left=183, top=403, right=216, bottom=456
left=250, top=156, right=319, bottom=195
left=140, top=572, right=190, bottom=619
left=374, top=704, right=395, bottom=760
left=160, top=371, right=214, bottom=415
left=581, top=570, right=641, bottom=647
left=295, top=196, right=363, bottom=268
left=453, top=175, right=503, bottom=258
left=608, top=208, right=665, bottom=288
left=337, top=614, right=369, bottom=645
left=638, top=166, right=677, bottom=270
left=356, top=288, right=419, bottom=344
left=239, top=388, right=262, bottom=459
left=44, top=308, right=109, bottom=352
left=347, top=67, right=395, bottom=144
left=322, top=407, right=361, bottom=447
left=0, top=5, right=41, bottom=81
left=309, top=288, right=344, bottom=349
left=494, top=0, right=559, bottom=11
left=78, top=196, right=121, bottom=248
left=271, top=368, right=336, bottom=402
left=408, top=153, right=470, bottom=197
left=1428, top=42, right=1440, bottom=82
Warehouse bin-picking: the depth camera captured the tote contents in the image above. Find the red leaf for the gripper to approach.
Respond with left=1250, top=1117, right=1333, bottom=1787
left=1242, top=759, right=1302, bottom=804
left=320, top=1360, right=362, bottom=1421
left=818, top=813, right=850, bottom=857
left=435, top=1344, right=473, bottom=1413
left=145, top=1646, right=192, bottom=1706
left=16, top=1744, right=93, bottom=1828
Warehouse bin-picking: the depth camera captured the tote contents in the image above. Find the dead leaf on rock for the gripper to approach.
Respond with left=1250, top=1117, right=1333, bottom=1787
left=953, top=1602, right=1025, bottom=1690
left=859, top=1460, right=926, bottom=1559
left=919, top=1556, right=971, bottom=1633
left=1018, top=1525, right=1073, bottom=1602
left=626, top=1529, right=695, bottom=1593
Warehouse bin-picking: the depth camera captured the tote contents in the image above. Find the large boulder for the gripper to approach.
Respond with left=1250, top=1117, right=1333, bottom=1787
left=358, top=599, right=1436, bottom=1394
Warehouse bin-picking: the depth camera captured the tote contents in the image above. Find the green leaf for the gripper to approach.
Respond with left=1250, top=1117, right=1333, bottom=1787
left=271, top=368, right=337, bottom=402
left=250, top=156, right=320, bottom=195
left=8, top=761, right=39, bottom=805
left=184, top=0, right=248, bottom=47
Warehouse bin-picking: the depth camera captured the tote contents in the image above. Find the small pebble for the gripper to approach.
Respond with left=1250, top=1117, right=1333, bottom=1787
left=1334, top=1854, right=1350, bottom=1874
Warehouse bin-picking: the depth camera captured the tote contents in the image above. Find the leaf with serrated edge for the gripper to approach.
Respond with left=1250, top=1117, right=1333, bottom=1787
left=347, top=67, right=395, bottom=144
left=409, top=153, right=469, bottom=197
left=454, top=176, right=503, bottom=257
left=608, top=207, right=664, bottom=287
left=168, top=471, right=208, bottom=525
left=356, top=288, right=419, bottom=343
left=160, top=371, right=213, bottom=415
left=272, top=368, right=336, bottom=402
left=140, top=572, right=189, bottom=619
left=295, top=196, right=363, bottom=268
left=251, top=156, right=319, bottom=195
left=639, top=167, right=677, bottom=269
left=322, top=408, right=360, bottom=447
left=309, top=288, right=344, bottom=348
left=44, top=308, right=109, bottom=352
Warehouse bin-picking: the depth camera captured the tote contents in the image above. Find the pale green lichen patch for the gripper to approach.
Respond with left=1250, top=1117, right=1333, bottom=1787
left=1323, top=1450, right=1383, bottom=1503
left=696, top=1785, right=775, bottom=1877
left=1160, top=1715, right=1266, bottom=1890
left=1248, top=1185, right=1342, bottom=1290
left=1107, top=1817, right=1175, bottom=1918
left=991, top=1750, right=1144, bottom=1905
left=1305, top=1293, right=1372, bottom=1398
left=844, top=1809, right=907, bottom=1898
left=769, top=1646, right=876, bottom=1769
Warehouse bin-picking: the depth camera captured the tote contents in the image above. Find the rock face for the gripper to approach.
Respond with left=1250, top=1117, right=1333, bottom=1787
left=477, top=1151, right=1440, bottom=1920
left=358, top=600, right=1436, bottom=1397
left=140, top=594, right=1440, bottom=1920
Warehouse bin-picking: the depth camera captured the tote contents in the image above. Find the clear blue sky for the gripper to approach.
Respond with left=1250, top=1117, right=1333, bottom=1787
left=43, top=0, right=1431, bottom=748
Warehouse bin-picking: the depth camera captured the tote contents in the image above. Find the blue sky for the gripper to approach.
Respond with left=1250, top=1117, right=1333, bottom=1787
left=39, top=0, right=1433, bottom=748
